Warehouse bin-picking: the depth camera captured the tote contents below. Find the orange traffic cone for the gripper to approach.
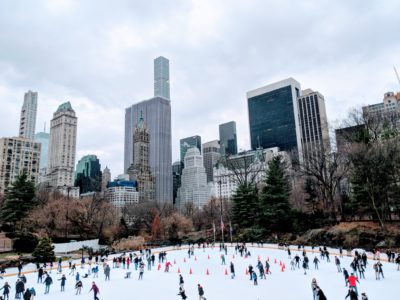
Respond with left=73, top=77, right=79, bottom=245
left=281, top=266, right=284, bottom=272
left=258, top=255, right=260, bottom=260
left=208, top=255, right=210, bottom=260
left=245, top=268, right=249, bottom=275
left=280, top=261, right=282, bottom=266
left=189, top=268, right=193, bottom=275
left=267, top=257, right=269, bottom=262
left=274, top=258, right=277, bottom=264
left=177, top=267, right=181, bottom=273
left=283, top=263, right=286, bottom=269
left=224, top=268, right=228, bottom=275
left=174, top=259, right=176, bottom=264
left=206, top=268, right=209, bottom=275
left=157, top=264, right=161, bottom=270
left=184, top=258, right=186, bottom=263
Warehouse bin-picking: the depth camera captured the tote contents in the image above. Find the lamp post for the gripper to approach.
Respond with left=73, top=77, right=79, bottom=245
left=217, top=178, right=224, bottom=244
left=64, top=185, right=71, bottom=240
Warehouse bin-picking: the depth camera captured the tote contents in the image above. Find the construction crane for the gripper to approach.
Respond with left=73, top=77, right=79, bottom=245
left=394, top=66, right=400, bottom=86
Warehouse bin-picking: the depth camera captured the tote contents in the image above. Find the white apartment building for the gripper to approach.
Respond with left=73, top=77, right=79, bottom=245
left=46, top=102, right=77, bottom=188
left=19, top=91, right=38, bottom=140
left=0, top=137, right=41, bottom=194
left=213, top=147, right=286, bottom=200
left=178, top=147, right=212, bottom=210
left=106, top=182, right=139, bottom=209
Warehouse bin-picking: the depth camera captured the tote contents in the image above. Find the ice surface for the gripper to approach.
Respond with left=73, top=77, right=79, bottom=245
left=1, top=244, right=397, bottom=300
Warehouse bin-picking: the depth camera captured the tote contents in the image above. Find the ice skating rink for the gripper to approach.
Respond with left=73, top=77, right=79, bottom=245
left=2, top=245, right=397, bottom=300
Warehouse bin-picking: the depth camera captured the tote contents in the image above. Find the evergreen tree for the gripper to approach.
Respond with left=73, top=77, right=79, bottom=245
left=32, top=237, right=55, bottom=263
left=232, top=183, right=259, bottom=228
left=259, top=155, right=292, bottom=232
left=1, top=173, right=37, bottom=229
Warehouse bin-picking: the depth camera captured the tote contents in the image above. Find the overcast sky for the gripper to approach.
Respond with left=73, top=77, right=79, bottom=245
left=1, top=0, right=399, bottom=177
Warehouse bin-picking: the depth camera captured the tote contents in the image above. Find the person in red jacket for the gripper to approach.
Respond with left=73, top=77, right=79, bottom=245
left=89, top=282, right=100, bottom=300
left=347, top=273, right=360, bottom=295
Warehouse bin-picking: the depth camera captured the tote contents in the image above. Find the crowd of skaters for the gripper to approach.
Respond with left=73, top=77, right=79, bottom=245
left=0, top=242, right=398, bottom=299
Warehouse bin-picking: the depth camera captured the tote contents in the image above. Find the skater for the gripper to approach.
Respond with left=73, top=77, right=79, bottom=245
left=17, top=263, right=23, bottom=277
left=179, top=274, right=184, bottom=288
left=335, top=256, right=341, bottom=272
left=316, top=286, right=327, bottom=300
left=37, top=267, right=43, bottom=283
left=303, top=260, right=308, bottom=275
left=29, top=287, right=36, bottom=300
left=345, top=287, right=358, bottom=300
left=0, top=282, right=11, bottom=300
left=311, top=278, right=318, bottom=300
left=313, top=257, right=320, bottom=270
left=361, top=292, right=368, bottom=300
left=377, top=261, right=384, bottom=279
left=347, top=273, right=359, bottom=295
left=138, top=262, right=145, bottom=280
left=15, top=279, right=24, bottom=299
left=75, top=280, right=83, bottom=295
left=44, top=274, right=53, bottom=294
left=248, top=265, right=253, bottom=280
left=230, top=262, right=235, bottom=279
left=288, top=247, right=291, bottom=259
left=22, top=289, right=30, bottom=300
left=343, top=268, right=349, bottom=286
left=252, top=271, right=258, bottom=285
left=89, top=282, right=100, bottom=300
left=295, top=255, right=301, bottom=268
left=197, top=284, right=206, bottom=300
left=59, top=274, right=66, bottom=291
left=75, top=272, right=80, bottom=282
left=104, top=264, right=110, bottom=281
left=221, top=254, right=226, bottom=265
left=178, top=287, right=187, bottom=299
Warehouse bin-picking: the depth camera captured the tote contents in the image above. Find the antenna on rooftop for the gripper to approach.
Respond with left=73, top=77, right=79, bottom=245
left=394, top=66, right=400, bottom=86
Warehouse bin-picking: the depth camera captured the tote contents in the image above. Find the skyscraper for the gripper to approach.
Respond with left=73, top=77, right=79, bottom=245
left=297, top=89, right=330, bottom=157
left=247, top=78, right=302, bottom=154
left=74, top=155, right=102, bottom=194
left=19, top=90, right=38, bottom=140
left=46, top=102, right=77, bottom=188
left=34, top=131, right=49, bottom=183
left=172, top=161, right=182, bottom=205
left=125, top=57, right=172, bottom=203
left=178, top=148, right=211, bottom=210
left=202, top=140, right=220, bottom=182
left=127, top=113, right=155, bottom=202
left=219, top=121, right=237, bottom=156
left=180, top=135, right=202, bottom=165
left=154, top=56, right=170, bottom=99
left=101, top=166, right=111, bottom=192
left=0, top=137, right=41, bottom=194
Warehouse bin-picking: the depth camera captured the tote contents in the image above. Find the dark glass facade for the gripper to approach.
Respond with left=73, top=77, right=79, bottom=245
left=248, top=86, right=297, bottom=151
left=219, top=121, right=238, bottom=156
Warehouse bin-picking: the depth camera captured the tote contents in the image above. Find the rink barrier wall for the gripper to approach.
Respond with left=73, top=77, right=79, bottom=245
left=53, top=239, right=101, bottom=254
left=0, top=243, right=391, bottom=278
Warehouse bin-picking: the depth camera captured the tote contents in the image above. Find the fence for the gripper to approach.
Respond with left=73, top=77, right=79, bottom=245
left=53, top=239, right=101, bottom=254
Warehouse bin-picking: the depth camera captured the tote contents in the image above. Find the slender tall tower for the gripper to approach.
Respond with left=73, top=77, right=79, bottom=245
left=154, top=56, right=170, bottom=100
left=19, top=91, right=38, bottom=140
left=46, top=102, right=77, bottom=187
left=101, top=166, right=111, bottom=192
left=125, top=57, right=172, bottom=203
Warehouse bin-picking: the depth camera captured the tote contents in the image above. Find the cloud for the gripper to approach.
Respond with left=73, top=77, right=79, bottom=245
left=0, top=0, right=399, bottom=176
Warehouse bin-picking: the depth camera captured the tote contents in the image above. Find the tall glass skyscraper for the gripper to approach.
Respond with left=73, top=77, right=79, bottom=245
left=154, top=56, right=170, bottom=100
left=247, top=78, right=303, bottom=154
left=125, top=57, right=172, bottom=203
left=19, top=90, right=38, bottom=140
left=219, top=121, right=237, bottom=156
left=180, top=135, right=202, bottom=165
left=75, top=155, right=102, bottom=194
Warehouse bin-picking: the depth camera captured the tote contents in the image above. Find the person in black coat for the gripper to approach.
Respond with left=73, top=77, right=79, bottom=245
left=37, top=267, right=43, bottom=283
left=15, top=279, right=24, bottom=299
left=230, top=262, right=235, bottom=279
left=345, top=288, right=358, bottom=300
left=22, top=289, right=31, bottom=300
left=178, top=287, right=187, bottom=299
left=316, top=286, right=327, bottom=300
left=0, top=282, right=11, bottom=300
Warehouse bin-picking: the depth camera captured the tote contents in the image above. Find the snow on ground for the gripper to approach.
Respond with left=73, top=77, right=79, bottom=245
left=1, top=244, right=398, bottom=300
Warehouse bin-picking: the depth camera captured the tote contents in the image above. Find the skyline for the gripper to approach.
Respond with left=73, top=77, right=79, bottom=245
left=0, top=0, right=399, bottom=175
